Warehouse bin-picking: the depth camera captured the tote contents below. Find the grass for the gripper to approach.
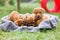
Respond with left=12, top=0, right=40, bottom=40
left=0, top=2, right=60, bottom=40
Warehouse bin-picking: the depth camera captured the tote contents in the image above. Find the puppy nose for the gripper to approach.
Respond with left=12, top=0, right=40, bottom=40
left=37, top=16, right=41, bottom=20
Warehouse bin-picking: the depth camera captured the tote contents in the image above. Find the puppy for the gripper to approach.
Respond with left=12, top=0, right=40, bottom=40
left=14, top=19, right=23, bottom=26
left=22, top=13, right=29, bottom=26
left=33, top=7, right=50, bottom=26
left=22, top=13, right=35, bottom=26
left=26, top=14, right=35, bottom=26
left=23, top=13, right=34, bottom=26
left=8, top=11, right=23, bottom=26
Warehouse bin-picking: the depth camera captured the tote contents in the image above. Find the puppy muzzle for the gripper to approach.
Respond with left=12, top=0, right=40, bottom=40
left=36, top=15, right=41, bottom=20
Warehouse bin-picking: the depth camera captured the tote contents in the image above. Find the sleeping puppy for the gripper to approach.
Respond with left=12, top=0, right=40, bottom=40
left=22, top=13, right=35, bottom=26
left=33, top=7, right=50, bottom=27
left=8, top=11, right=23, bottom=26
left=26, top=14, right=35, bottom=26
left=14, top=19, right=23, bottom=26
left=22, top=13, right=29, bottom=26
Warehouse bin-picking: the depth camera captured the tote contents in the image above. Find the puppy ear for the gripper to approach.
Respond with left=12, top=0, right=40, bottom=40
left=32, top=8, right=36, bottom=13
left=40, top=8, right=45, bottom=13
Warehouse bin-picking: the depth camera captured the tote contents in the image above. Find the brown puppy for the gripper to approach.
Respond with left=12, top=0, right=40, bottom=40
left=33, top=7, right=50, bottom=26
left=14, top=19, right=23, bottom=26
left=22, top=13, right=29, bottom=26
left=22, top=13, right=35, bottom=26
left=8, top=11, right=23, bottom=26
left=26, top=14, right=35, bottom=26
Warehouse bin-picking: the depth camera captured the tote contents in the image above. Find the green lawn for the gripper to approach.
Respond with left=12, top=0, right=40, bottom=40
left=0, top=2, right=60, bottom=40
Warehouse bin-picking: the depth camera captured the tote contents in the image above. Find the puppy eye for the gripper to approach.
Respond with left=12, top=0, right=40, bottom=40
left=39, top=12, right=42, bottom=13
left=35, top=12, right=37, bottom=14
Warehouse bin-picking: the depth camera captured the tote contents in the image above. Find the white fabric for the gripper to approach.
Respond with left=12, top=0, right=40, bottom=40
left=0, top=14, right=59, bottom=32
